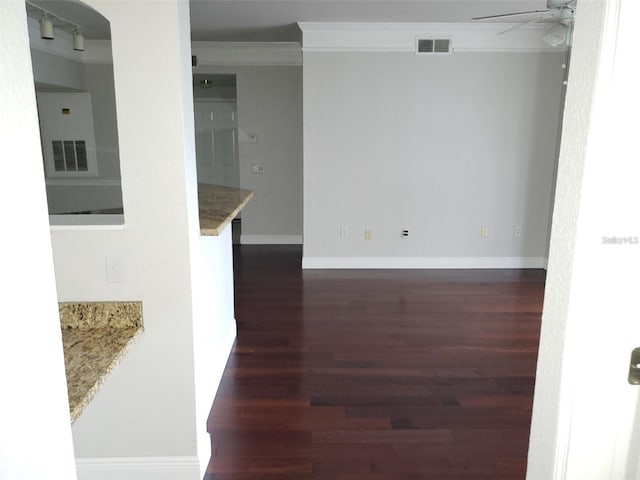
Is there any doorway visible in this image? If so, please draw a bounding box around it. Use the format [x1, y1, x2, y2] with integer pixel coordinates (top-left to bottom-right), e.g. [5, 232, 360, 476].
[193, 74, 241, 242]
[193, 75, 239, 187]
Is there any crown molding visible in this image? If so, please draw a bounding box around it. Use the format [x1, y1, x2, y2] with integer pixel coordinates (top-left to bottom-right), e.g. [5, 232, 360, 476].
[29, 22, 560, 68]
[299, 22, 565, 53]
[29, 35, 300, 66]
[192, 42, 302, 66]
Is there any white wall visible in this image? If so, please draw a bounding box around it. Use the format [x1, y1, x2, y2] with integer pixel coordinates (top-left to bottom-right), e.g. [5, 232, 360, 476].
[49, 1, 206, 477]
[45, 182, 123, 214]
[31, 49, 86, 91]
[193, 84, 236, 100]
[83, 63, 121, 180]
[528, 0, 640, 477]
[238, 65, 303, 243]
[193, 61, 303, 244]
[0, 1, 77, 478]
[301, 27, 564, 268]
[192, 230, 238, 471]
[28, 16, 86, 91]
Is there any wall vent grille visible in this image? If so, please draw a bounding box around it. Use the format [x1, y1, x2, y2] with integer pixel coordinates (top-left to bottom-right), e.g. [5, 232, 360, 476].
[416, 38, 451, 55]
[51, 140, 88, 172]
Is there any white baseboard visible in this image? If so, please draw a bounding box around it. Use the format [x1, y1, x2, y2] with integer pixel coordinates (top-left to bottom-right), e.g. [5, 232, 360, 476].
[195, 319, 237, 471]
[75, 456, 200, 480]
[240, 234, 302, 245]
[302, 256, 548, 269]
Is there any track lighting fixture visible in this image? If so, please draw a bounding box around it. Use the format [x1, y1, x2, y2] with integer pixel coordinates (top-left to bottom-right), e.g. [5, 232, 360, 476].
[29, 1, 86, 51]
[39, 13, 54, 40]
[73, 28, 85, 51]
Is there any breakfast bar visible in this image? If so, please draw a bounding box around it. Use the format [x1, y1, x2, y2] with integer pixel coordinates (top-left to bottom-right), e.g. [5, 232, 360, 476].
[198, 183, 253, 236]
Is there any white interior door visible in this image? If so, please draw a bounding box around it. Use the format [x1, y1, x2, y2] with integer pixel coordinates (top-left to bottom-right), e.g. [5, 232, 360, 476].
[194, 100, 239, 187]
[604, 3, 640, 475]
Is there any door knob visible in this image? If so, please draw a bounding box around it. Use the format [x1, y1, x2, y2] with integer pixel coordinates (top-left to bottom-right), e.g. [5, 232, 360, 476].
[628, 348, 640, 385]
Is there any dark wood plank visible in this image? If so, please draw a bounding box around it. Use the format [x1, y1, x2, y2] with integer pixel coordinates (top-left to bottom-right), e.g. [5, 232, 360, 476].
[205, 245, 544, 479]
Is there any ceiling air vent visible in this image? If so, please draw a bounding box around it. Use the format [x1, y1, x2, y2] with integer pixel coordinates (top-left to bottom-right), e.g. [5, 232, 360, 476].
[416, 38, 451, 55]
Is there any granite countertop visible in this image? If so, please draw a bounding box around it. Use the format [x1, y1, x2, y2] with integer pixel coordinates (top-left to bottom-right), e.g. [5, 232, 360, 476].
[198, 183, 253, 236]
[59, 302, 143, 423]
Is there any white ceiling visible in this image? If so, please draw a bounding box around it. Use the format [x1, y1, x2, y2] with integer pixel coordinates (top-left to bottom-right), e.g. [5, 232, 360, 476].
[26, 0, 550, 42]
[189, 0, 548, 42]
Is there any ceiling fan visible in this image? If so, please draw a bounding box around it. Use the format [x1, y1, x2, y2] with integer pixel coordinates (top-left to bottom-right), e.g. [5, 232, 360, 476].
[472, 0, 576, 46]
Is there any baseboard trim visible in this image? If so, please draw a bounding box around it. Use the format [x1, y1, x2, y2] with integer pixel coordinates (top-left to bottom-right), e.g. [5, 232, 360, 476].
[302, 256, 548, 269]
[241, 234, 303, 245]
[75, 456, 200, 480]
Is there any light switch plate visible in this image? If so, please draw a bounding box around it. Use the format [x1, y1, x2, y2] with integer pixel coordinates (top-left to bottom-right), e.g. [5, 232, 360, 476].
[106, 256, 124, 283]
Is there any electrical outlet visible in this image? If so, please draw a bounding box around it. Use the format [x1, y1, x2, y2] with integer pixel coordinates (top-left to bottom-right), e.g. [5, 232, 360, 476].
[365, 228, 373, 240]
[340, 226, 348, 238]
[481, 226, 488, 237]
[515, 226, 522, 237]
[105, 256, 124, 283]
[402, 229, 409, 238]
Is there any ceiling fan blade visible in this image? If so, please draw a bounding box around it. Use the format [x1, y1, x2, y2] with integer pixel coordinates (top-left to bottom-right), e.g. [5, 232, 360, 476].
[472, 9, 549, 21]
[497, 14, 553, 35]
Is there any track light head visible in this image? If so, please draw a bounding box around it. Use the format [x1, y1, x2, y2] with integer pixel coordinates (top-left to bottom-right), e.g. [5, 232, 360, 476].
[73, 28, 85, 51]
[39, 13, 54, 40]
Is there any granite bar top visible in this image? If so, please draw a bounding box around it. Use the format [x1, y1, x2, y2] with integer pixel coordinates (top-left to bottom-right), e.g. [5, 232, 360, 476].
[59, 302, 143, 423]
[198, 183, 253, 236]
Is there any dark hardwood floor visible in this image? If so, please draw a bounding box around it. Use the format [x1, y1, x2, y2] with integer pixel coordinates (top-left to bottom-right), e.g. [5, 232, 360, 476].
[205, 245, 545, 480]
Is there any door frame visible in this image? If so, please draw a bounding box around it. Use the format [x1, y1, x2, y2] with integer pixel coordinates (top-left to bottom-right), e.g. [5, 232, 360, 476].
[527, 0, 640, 478]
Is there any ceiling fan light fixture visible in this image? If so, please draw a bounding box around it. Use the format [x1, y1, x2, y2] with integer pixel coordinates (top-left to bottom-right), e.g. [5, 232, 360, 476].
[39, 13, 54, 40]
[543, 23, 569, 47]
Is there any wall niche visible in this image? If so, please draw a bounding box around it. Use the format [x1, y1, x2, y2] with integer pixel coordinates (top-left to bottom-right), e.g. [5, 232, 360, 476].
[27, 0, 123, 224]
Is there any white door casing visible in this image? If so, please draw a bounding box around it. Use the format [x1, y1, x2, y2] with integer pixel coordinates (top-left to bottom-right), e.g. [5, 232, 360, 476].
[528, 0, 640, 478]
